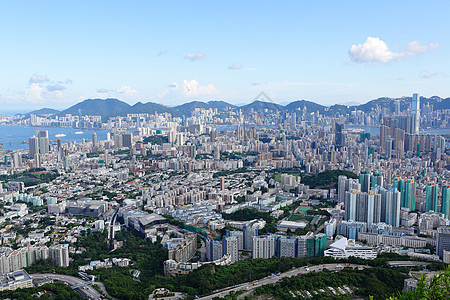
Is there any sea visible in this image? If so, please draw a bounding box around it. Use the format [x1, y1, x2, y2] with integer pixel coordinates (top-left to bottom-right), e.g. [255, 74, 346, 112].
[346, 125, 450, 136]
[0, 125, 108, 151]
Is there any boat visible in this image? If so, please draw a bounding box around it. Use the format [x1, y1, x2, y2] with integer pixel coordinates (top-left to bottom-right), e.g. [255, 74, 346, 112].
[75, 131, 84, 135]
[55, 133, 66, 138]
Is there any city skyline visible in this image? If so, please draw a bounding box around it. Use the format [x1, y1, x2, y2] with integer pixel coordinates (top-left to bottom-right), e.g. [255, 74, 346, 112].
[1, 1, 449, 110]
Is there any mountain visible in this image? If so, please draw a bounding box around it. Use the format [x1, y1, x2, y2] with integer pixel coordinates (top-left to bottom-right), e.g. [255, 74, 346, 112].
[58, 98, 131, 120]
[285, 100, 325, 113]
[175, 100, 236, 115]
[130, 102, 179, 116]
[35, 95, 450, 120]
[27, 108, 60, 116]
[240, 100, 285, 112]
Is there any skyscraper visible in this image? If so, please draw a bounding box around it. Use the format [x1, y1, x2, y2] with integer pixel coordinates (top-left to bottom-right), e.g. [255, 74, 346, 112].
[38, 130, 49, 154]
[92, 132, 98, 148]
[380, 188, 401, 227]
[223, 236, 239, 263]
[206, 238, 223, 261]
[359, 171, 371, 193]
[425, 183, 439, 212]
[411, 93, 420, 134]
[393, 178, 416, 211]
[380, 125, 390, 153]
[335, 122, 345, 148]
[442, 186, 450, 219]
[28, 136, 39, 157]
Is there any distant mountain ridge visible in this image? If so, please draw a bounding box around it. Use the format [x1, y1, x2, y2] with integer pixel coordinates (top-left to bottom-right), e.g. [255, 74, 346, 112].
[26, 96, 450, 119]
[27, 108, 60, 116]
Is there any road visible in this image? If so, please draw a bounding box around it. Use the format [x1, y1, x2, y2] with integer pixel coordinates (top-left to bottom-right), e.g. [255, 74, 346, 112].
[108, 207, 119, 251]
[200, 263, 370, 300]
[31, 273, 103, 300]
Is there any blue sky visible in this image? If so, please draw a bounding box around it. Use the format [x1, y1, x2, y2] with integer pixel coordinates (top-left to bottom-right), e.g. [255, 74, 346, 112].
[0, 1, 449, 111]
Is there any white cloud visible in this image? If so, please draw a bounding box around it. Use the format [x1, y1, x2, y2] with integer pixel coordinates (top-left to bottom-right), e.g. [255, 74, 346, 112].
[157, 80, 219, 99]
[406, 41, 439, 56]
[349, 37, 401, 64]
[97, 88, 109, 94]
[349, 37, 439, 64]
[228, 63, 242, 70]
[29, 74, 49, 84]
[421, 71, 445, 79]
[24, 83, 45, 103]
[182, 79, 218, 96]
[184, 53, 206, 61]
[47, 84, 66, 91]
[117, 86, 137, 96]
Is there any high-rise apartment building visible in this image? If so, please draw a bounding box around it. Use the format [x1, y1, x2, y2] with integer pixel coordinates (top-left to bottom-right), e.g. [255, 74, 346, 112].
[223, 236, 239, 263]
[206, 238, 223, 261]
[380, 188, 401, 227]
[393, 178, 416, 211]
[411, 93, 420, 134]
[425, 183, 439, 213]
[49, 244, 69, 267]
[441, 186, 450, 219]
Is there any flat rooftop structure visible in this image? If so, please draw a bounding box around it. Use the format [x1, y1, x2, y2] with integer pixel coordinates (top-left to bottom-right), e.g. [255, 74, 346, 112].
[0, 269, 33, 291]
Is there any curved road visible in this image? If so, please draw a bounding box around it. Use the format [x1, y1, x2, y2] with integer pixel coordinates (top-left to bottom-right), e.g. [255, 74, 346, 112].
[202, 260, 431, 299]
[31, 273, 103, 299]
[201, 263, 369, 300]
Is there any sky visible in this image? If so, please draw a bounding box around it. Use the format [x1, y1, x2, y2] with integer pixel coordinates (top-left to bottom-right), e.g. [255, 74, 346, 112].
[0, 1, 449, 111]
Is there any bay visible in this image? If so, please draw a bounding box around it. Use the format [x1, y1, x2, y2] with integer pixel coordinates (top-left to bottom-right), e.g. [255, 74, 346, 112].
[0, 125, 108, 151]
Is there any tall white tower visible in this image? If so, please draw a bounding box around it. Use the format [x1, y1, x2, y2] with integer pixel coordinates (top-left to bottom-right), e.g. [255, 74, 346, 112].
[412, 93, 420, 134]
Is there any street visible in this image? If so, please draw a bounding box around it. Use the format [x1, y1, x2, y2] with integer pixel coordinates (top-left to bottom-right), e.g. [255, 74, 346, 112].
[31, 273, 103, 300]
[200, 263, 370, 300]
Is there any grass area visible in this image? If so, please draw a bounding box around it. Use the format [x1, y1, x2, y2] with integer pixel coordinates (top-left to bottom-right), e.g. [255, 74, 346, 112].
[274, 173, 300, 182]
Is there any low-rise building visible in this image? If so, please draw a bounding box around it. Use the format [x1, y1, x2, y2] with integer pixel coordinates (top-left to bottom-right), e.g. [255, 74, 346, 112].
[0, 269, 33, 291]
[324, 237, 377, 259]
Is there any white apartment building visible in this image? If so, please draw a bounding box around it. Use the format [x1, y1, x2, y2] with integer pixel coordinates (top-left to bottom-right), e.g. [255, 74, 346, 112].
[252, 235, 276, 259]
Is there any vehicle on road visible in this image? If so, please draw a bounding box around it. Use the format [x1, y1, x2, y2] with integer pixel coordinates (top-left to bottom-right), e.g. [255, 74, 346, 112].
[253, 283, 258, 286]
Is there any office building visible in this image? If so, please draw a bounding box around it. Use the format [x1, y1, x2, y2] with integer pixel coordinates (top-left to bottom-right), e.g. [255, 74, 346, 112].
[335, 122, 345, 148]
[38, 130, 49, 154]
[28, 136, 39, 157]
[436, 227, 450, 259]
[122, 133, 133, 148]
